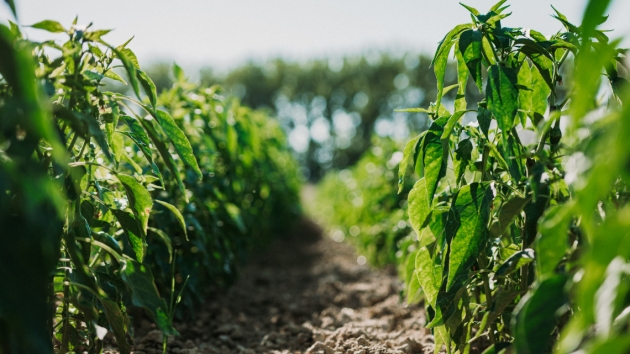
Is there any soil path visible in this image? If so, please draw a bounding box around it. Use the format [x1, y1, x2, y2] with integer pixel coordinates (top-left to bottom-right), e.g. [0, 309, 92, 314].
[127, 218, 434, 354]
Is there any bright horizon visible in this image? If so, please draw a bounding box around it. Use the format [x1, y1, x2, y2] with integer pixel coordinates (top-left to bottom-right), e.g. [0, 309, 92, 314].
[2, 0, 629, 73]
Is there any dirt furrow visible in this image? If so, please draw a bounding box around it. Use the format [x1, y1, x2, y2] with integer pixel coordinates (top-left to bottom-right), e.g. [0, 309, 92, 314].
[110, 219, 434, 354]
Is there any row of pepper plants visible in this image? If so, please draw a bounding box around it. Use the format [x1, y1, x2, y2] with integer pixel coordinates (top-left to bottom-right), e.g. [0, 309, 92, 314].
[398, 0, 629, 353]
[0, 11, 300, 354]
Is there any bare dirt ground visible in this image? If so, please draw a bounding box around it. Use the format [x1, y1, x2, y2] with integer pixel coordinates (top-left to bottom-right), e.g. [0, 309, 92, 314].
[118, 218, 435, 354]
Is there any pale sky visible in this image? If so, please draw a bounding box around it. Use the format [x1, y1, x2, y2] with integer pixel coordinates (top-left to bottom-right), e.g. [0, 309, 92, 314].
[2, 1, 629, 72]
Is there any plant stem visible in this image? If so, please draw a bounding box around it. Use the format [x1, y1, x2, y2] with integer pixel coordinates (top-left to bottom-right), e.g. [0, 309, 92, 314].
[479, 257, 497, 345]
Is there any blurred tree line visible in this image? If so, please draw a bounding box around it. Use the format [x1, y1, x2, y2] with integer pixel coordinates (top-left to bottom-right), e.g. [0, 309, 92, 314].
[145, 53, 468, 180]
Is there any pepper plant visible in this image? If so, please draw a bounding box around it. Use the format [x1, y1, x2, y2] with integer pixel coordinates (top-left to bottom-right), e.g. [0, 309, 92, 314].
[0, 13, 300, 354]
[398, 1, 628, 353]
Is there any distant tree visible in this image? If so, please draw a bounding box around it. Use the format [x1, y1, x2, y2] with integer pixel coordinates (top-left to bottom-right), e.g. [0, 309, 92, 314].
[147, 53, 474, 180]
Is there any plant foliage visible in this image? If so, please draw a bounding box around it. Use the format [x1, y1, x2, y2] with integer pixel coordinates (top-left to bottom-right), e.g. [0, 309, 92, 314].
[398, 1, 630, 353]
[0, 18, 300, 353]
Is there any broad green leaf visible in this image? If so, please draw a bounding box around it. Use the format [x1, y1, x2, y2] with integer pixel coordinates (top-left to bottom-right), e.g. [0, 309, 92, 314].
[535, 205, 570, 276]
[404, 250, 422, 304]
[142, 118, 187, 200]
[408, 178, 432, 235]
[121, 260, 178, 335]
[154, 110, 203, 180]
[84, 29, 112, 41]
[454, 138, 473, 184]
[513, 274, 568, 354]
[120, 115, 164, 184]
[447, 183, 493, 291]
[119, 48, 139, 68]
[459, 3, 480, 16]
[417, 121, 446, 203]
[55, 108, 113, 162]
[111, 209, 144, 261]
[490, 196, 530, 237]
[416, 246, 443, 307]
[487, 65, 519, 134]
[530, 64, 551, 119]
[454, 41, 469, 111]
[459, 29, 483, 91]
[441, 110, 474, 140]
[500, 133, 525, 182]
[490, 0, 508, 12]
[111, 46, 140, 99]
[518, 39, 555, 91]
[432, 24, 472, 111]
[155, 200, 188, 240]
[117, 174, 152, 237]
[477, 105, 492, 139]
[517, 62, 533, 127]
[482, 36, 497, 65]
[104, 70, 126, 85]
[29, 20, 66, 33]
[137, 69, 157, 108]
[4, 0, 16, 17]
[148, 227, 173, 263]
[398, 133, 424, 193]
[101, 299, 131, 354]
[580, 0, 612, 45]
[495, 248, 535, 277]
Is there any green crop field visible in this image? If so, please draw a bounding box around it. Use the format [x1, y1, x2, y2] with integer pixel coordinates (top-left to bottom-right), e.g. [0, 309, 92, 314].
[1, 0, 629, 353]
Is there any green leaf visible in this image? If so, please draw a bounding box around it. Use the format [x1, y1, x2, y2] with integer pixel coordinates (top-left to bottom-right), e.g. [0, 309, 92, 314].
[495, 248, 535, 277]
[148, 227, 173, 263]
[454, 41, 469, 112]
[535, 205, 570, 276]
[408, 178, 432, 236]
[101, 299, 131, 354]
[84, 29, 112, 41]
[4, 0, 16, 18]
[121, 260, 178, 335]
[104, 70, 127, 85]
[459, 29, 483, 91]
[398, 133, 424, 193]
[517, 62, 533, 127]
[454, 138, 473, 184]
[432, 24, 472, 111]
[530, 64, 551, 119]
[487, 65, 519, 134]
[513, 274, 568, 354]
[459, 3, 480, 16]
[416, 246, 443, 308]
[447, 183, 493, 291]
[500, 133, 525, 182]
[155, 200, 188, 240]
[141, 118, 187, 200]
[55, 108, 113, 162]
[120, 115, 164, 184]
[154, 110, 203, 180]
[417, 122, 446, 204]
[137, 69, 157, 108]
[441, 110, 474, 140]
[490, 0, 508, 12]
[518, 39, 556, 91]
[29, 20, 66, 33]
[477, 105, 492, 139]
[482, 36, 497, 65]
[117, 174, 153, 237]
[490, 196, 530, 237]
[111, 46, 140, 99]
[111, 209, 144, 261]
[404, 250, 422, 304]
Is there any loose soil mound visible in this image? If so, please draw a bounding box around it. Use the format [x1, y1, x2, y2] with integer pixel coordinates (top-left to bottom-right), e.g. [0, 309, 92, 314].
[113, 218, 435, 354]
